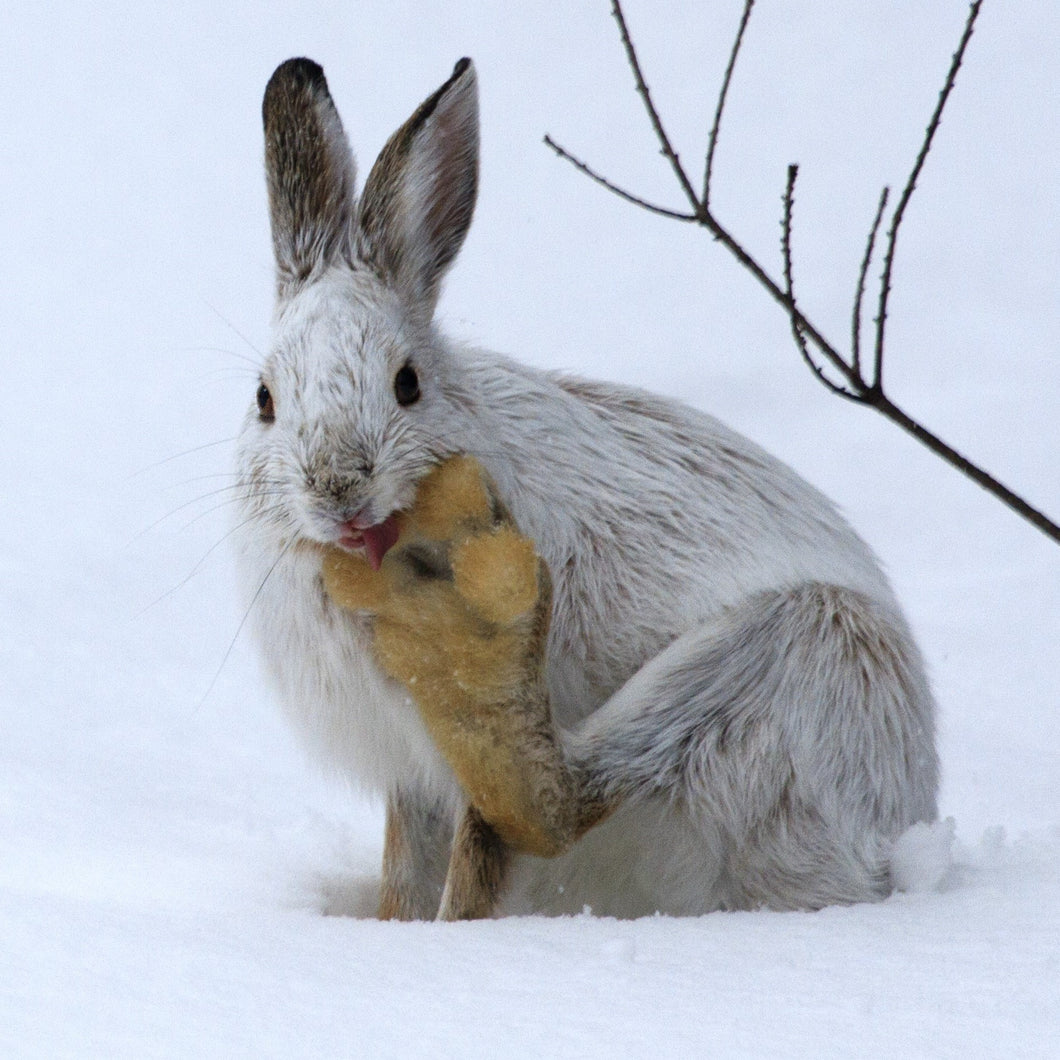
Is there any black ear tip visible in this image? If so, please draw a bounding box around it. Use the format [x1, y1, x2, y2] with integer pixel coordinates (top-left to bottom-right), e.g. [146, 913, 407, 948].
[453, 57, 473, 78]
[263, 58, 332, 126]
[265, 57, 328, 98]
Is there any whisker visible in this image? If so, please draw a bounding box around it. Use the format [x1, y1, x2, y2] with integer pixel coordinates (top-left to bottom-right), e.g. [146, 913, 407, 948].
[137, 487, 247, 537]
[185, 345, 262, 368]
[136, 506, 287, 617]
[158, 472, 241, 491]
[194, 366, 259, 385]
[129, 437, 239, 479]
[203, 300, 266, 361]
[135, 480, 285, 539]
[197, 534, 296, 710]
[178, 490, 287, 532]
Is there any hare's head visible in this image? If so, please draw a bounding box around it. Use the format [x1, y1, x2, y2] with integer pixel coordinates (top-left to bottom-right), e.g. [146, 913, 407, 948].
[238, 58, 478, 566]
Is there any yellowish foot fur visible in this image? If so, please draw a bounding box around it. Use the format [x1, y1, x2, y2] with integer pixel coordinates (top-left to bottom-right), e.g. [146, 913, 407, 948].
[452, 529, 540, 626]
[320, 455, 575, 857]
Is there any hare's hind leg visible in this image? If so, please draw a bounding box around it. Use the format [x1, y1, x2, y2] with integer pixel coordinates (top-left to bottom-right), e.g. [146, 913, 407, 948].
[569, 582, 938, 912]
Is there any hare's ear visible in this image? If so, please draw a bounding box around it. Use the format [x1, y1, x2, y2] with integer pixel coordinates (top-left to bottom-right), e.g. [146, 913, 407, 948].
[263, 58, 357, 299]
[356, 58, 478, 317]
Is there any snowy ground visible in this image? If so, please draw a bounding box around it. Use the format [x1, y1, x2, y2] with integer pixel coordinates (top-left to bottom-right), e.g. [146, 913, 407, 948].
[2, 2, 1058, 1056]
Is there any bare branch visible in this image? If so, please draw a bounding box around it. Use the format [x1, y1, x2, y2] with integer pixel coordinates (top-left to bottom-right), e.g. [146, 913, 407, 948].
[874, 0, 984, 390]
[542, 135, 699, 222]
[704, 0, 756, 207]
[852, 186, 890, 384]
[782, 165, 863, 401]
[610, 0, 701, 214]
[548, 0, 1060, 545]
[874, 392, 1060, 545]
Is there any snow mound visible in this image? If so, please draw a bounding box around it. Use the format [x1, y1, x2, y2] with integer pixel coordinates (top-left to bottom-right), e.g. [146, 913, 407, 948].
[891, 817, 956, 893]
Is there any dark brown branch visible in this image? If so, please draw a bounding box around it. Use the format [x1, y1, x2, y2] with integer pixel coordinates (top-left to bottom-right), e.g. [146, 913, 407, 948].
[873, 393, 1060, 544]
[782, 164, 861, 401]
[610, 0, 701, 214]
[597, 0, 872, 391]
[547, 0, 1060, 546]
[704, 0, 756, 207]
[853, 186, 890, 384]
[694, 208, 861, 388]
[542, 135, 698, 221]
[874, 0, 984, 391]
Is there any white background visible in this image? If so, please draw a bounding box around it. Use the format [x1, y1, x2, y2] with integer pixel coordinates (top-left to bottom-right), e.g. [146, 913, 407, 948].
[2, 2, 1058, 1056]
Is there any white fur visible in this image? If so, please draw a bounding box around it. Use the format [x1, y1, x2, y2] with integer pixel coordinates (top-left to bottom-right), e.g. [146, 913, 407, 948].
[237, 59, 938, 917]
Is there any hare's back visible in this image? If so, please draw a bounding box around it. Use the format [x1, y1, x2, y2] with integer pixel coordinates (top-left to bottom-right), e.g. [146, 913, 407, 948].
[458, 357, 895, 716]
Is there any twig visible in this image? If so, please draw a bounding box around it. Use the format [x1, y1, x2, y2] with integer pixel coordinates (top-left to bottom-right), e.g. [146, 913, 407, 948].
[610, 0, 701, 214]
[704, 0, 756, 207]
[542, 135, 698, 221]
[873, 393, 1060, 544]
[852, 186, 890, 385]
[782, 164, 860, 400]
[874, 0, 984, 391]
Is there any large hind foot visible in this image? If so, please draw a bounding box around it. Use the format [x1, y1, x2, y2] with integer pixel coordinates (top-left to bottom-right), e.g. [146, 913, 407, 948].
[322, 455, 578, 857]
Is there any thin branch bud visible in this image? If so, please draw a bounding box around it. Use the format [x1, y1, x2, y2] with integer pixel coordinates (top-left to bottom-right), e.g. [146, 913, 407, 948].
[782, 164, 863, 401]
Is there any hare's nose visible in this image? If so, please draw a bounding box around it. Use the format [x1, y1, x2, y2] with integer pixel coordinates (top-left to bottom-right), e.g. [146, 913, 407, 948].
[307, 458, 373, 499]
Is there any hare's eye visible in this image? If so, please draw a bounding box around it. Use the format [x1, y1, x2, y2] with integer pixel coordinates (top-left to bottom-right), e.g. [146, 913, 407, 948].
[256, 382, 275, 422]
[394, 363, 421, 407]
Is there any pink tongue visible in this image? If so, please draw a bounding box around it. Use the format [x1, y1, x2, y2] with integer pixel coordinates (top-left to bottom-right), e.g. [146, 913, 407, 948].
[361, 514, 401, 571]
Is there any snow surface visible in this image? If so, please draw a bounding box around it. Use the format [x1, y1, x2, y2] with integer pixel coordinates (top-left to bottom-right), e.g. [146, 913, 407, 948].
[2, 1, 1058, 1056]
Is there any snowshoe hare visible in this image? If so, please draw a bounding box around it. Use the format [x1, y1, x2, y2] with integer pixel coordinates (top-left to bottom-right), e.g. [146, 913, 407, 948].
[235, 57, 938, 920]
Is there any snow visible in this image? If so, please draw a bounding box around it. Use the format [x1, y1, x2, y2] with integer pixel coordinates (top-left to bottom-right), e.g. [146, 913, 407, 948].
[889, 819, 955, 895]
[2, 1, 1058, 1056]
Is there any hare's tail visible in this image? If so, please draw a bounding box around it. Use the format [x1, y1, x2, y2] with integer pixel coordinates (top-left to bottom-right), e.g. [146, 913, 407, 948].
[567, 581, 939, 909]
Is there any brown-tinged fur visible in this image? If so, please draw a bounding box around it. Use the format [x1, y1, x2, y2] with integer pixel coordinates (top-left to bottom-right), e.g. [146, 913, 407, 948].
[437, 807, 511, 921]
[322, 455, 614, 915]
[263, 59, 356, 295]
[356, 58, 478, 310]
[377, 788, 453, 921]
